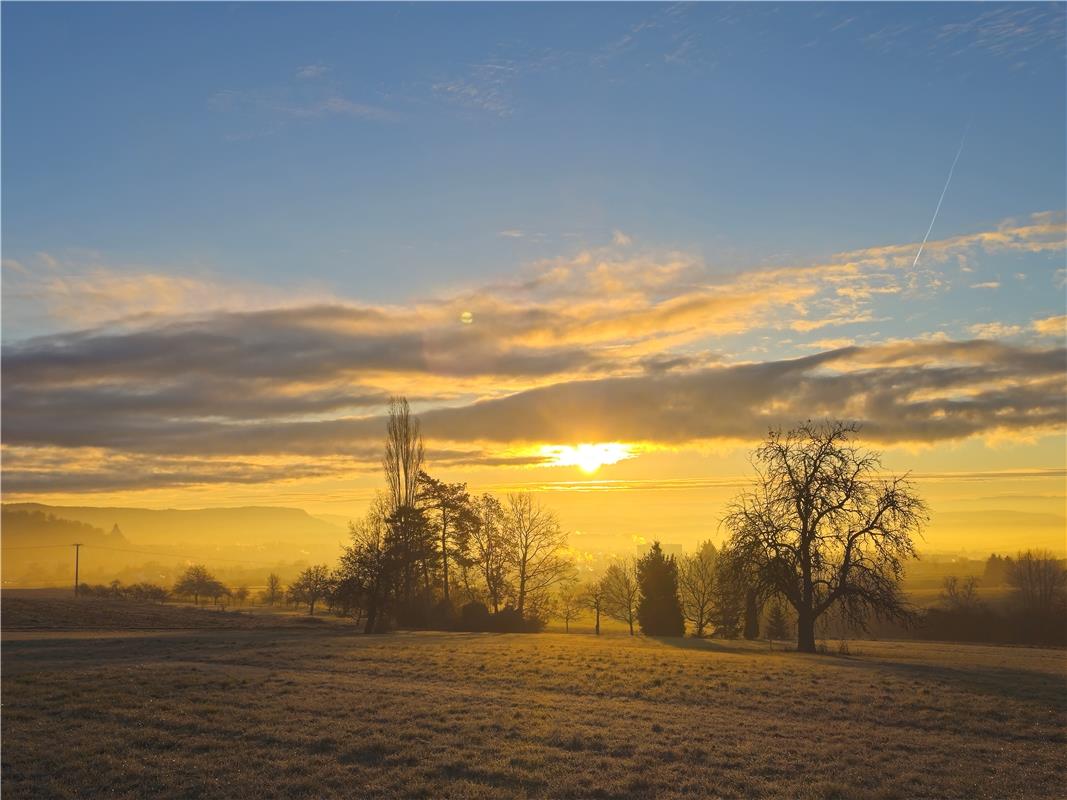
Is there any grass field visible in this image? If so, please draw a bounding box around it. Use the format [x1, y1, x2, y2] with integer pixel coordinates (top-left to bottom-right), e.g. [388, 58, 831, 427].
[2, 598, 1065, 799]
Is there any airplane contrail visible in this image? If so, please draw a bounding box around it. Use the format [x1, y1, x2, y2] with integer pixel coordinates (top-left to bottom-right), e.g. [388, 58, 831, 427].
[912, 125, 969, 268]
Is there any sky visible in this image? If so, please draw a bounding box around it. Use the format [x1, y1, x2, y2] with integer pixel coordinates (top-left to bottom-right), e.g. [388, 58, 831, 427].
[2, 2, 1065, 556]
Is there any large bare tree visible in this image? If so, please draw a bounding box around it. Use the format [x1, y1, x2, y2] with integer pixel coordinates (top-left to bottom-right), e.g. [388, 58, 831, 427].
[502, 493, 572, 619]
[722, 421, 926, 653]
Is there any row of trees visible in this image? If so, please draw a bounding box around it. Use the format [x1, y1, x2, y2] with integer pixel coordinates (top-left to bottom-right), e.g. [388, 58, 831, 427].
[921, 552, 1067, 645]
[85, 414, 1066, 651]
[314, 399, 576, 632]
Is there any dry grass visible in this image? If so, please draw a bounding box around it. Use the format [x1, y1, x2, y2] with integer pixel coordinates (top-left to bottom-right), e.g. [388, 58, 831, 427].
[1, 595, 329, 631]
[2, 600, 1064, 799]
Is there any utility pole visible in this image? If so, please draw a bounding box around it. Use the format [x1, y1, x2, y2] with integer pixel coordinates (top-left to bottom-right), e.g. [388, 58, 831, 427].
[73, 543, 82, 597]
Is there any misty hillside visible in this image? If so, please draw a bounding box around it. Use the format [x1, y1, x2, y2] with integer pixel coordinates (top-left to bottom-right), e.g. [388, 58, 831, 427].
[2, 510, 130, 548]
[3, 504, 347, 549]
[2, 504, 352, 589]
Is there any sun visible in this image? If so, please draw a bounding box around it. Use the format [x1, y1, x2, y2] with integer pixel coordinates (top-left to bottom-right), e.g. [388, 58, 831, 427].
[541, 443, 634, 474]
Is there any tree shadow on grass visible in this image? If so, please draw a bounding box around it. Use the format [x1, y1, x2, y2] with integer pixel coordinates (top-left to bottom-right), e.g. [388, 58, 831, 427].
[651, 634, 1066, 712]
[646, 635, 768, 657]
[824, 653, 1067, 712]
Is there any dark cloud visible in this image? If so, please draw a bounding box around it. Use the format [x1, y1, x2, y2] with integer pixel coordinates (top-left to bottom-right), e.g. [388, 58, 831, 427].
[4, 336, 1063, 469]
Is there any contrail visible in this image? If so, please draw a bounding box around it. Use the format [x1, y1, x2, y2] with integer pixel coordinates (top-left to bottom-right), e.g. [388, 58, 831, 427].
[912, 125, 969, 268]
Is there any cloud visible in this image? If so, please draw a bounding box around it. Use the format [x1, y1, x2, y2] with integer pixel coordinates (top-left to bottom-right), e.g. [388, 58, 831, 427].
[968, 322, 1022, 339]
[433, 60, 517, 117]
[4, 336, 1063, 468]
[969, 281, 1000, 290]
[1032, 315, 1066, 338]
[498, 230, 526, 239]
[612, 230, 633, 247]
[4, 211, 1066, 493]
[295, 64, 330, 79]
[209, 73, 393, 139]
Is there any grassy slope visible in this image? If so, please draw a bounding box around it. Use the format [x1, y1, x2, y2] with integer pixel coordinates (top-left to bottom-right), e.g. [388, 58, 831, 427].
[2, 606, 1064, 799]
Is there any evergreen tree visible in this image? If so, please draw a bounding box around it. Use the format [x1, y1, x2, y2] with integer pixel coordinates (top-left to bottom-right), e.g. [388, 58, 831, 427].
[636, 542, 685, 636]
[766, 599, 790, 641]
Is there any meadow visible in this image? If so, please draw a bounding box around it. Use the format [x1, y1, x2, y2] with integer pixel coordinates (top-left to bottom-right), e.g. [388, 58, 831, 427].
[2, 597, 1064, 799]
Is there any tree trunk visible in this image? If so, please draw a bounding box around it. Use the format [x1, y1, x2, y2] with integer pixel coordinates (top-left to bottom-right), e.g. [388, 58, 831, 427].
[595, 608, 600, 635]
[796, 607, 816, 653]
[744, 588, 760, 639]
[364, 600, 378, 634]
[441, 517, 450, 601]
[628, 618, 634, 636]
[309, 600, 316, 616]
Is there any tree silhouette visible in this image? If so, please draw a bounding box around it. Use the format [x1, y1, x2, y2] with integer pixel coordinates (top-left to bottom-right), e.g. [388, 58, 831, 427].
[722, 421, 926, 653]
[263, 573, 283, 605]
[679, 540, 717, 637]
[636, 542, 685, 637]
[710, 558, 744, 637]
[602, 559, 639, 635]
[418, 472, 474, 603]
[554, 580, 582, 632]
[765, 599, 790, 641]
[469, 494, 510, 613]
[174, 564, 217, 606]
[743, 587, 761, 640]
[1008, 550, 1067, 643]
[582, 579, 607, 635]
[502, 493, 572, 620]
[289, 565, 333, 615]
[383, 396, 423, 513]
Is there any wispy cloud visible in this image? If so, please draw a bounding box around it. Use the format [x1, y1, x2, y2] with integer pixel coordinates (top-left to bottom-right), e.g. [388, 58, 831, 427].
[295, 63, 330, 79]
[433, 60, 519, 117]
[969, 321, 1022, 339]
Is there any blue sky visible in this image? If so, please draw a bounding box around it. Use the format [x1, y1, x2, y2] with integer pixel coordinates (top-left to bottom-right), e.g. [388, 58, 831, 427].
[3, 2, 1064, 304]
[1, 3, 1065, 551]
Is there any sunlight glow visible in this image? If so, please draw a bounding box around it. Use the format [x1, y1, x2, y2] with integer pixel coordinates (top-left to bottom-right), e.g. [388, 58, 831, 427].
[541, 443, 635, 474]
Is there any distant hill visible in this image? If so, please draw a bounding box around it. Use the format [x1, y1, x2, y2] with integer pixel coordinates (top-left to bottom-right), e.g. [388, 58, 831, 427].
[3, 503, 346, 548]
[1, 509, 129, 548]
[1, 504, 351, 589]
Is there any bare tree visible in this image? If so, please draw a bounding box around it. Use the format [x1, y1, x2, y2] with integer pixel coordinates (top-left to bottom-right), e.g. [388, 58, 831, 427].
[502, 493, 573, 619]
[602, 558, 639, 635]
[722, 421, 927, 653]
[338, 495, 393, 633]
[263, 573, 283, 606]
[383, 396, 424, 513]
[233, 586, 250, 607]
[554, 580, 582, 633]
[941, 575, 982, 613]
[1008, 550, 1067, 619]
[679, 540, 717, 637]
[582, 579, 606, 635]
[289, 565, 334, 616]
[469, 494, 510, 613]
